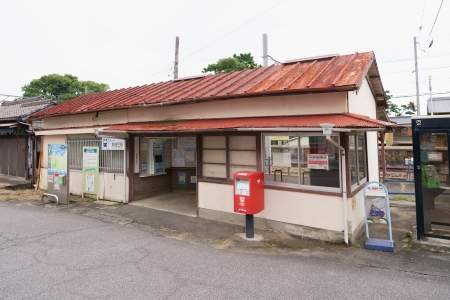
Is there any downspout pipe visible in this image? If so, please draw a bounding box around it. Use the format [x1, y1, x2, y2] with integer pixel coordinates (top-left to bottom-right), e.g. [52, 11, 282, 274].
[326, 136, 349, 246]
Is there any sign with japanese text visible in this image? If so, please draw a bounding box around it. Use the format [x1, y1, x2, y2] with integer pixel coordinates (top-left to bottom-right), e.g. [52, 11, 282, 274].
[307, 154, 329, 170]
[102, 137, 125, 151]
[82, 146, 99, 195]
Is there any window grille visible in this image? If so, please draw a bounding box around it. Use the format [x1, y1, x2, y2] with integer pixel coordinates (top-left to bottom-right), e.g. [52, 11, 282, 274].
[67, 136, 124, 173]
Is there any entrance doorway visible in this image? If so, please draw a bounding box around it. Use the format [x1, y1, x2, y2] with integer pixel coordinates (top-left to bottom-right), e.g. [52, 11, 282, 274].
[415, 131, 450, 239]
[131, 136, 198, 217]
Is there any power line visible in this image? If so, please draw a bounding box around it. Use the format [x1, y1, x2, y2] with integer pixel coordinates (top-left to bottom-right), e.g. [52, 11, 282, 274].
[380, 52, 450, 64]
[429, 0, 444, 35]
[418, 0, 426, 30]
[147, 0, 289, 80]
[391, 90, 450, 99]
[382, 64, 450, 75]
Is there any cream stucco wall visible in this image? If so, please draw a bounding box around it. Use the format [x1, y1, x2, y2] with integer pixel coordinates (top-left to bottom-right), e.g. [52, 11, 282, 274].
[39, 134, 129, 202]
[351, 189, 366, 234]
[348, 78, 380, 182]
[198, 182, 344, 232]
[69, 170, 128, 202]
[39, 92, 347, 130]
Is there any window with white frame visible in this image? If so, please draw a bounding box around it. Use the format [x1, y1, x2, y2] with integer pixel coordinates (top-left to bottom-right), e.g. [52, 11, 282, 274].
[348, 133, 367, 188]
[263, 134, 341, 191]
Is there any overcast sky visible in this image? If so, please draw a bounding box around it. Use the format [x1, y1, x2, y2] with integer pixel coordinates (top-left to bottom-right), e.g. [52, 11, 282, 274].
[1, 0, 449, 114]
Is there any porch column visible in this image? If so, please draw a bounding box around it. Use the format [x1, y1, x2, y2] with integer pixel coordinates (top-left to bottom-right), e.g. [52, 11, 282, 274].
[379, 132, 386, 181]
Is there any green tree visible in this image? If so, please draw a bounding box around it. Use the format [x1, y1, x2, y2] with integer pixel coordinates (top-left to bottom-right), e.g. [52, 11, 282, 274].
[203, 53, 261, 74]
[22, 74, 109, 102]
[386, 89, 417, 117]
[400, 101, 416, 115]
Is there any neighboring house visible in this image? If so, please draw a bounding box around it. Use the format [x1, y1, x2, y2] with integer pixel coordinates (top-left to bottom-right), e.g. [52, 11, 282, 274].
[427, 96, 450, 115]
[32, 51, 389, 243]
[384, 115, 413, 179]
[0, 97, 55, 180]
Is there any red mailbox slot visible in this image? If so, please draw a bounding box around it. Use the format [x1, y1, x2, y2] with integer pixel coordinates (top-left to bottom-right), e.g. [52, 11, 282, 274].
[233, 171, 264, 214]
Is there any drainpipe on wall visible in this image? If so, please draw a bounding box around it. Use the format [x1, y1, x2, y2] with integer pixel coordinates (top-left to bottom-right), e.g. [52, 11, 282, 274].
[321, 123, 349, 245]
[326, 136, 349, 246]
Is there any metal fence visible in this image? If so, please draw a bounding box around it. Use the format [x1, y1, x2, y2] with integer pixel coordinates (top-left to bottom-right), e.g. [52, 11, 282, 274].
[67, 137, 124, 173]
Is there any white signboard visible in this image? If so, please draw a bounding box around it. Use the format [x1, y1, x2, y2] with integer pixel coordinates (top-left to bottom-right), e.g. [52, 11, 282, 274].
[307, 154, 329, 170]
[272, 152, 291, 167]
[427, 152, 443, 162]
[235, 179, 250, 196]
[102, 137, 125, 151]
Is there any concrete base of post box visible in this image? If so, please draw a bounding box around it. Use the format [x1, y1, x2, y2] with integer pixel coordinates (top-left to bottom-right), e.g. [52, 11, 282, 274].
[236, 233, 264, 241]
[199, 208, 349, 243]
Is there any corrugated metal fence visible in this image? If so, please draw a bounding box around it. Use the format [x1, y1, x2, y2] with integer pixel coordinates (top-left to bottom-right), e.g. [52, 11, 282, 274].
[67, 137, 124, 173]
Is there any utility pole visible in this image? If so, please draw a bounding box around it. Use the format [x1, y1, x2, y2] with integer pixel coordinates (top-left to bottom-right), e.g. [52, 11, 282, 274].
[173, 36, 180, 80]
[429, 75, 433, 115]
[262, 33, 268, 67]
[413, 36, 421, 116]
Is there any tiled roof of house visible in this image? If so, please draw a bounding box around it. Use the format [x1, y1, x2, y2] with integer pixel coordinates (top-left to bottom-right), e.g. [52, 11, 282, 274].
[33, 51, 385, 119]
[104, 113, 392, 133]
[0, 97, 55, 121]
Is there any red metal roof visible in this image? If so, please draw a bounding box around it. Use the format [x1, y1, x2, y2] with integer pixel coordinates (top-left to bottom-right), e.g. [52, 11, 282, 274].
[33, 52, 380, 119]
[103, 113, 391, 133]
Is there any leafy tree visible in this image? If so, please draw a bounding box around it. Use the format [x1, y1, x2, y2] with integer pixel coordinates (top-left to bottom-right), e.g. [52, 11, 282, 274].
[385, 90, 416, 116]
[386, 91, 400, 116]
[400, 101, 416, 115]
[22, 74, 109, 102]
[203, 53, 261, 74]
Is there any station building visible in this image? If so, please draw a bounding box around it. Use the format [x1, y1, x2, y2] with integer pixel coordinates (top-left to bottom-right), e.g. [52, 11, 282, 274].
[32, 52, 389, 243]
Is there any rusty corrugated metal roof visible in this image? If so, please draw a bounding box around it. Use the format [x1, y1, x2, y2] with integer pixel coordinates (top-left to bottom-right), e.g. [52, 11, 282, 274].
[34, 52, 378, 119]
[103, 113, 391, 133]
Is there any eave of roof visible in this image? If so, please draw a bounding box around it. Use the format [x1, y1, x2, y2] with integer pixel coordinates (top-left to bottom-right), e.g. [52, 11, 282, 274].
[102, 113, 392, 134]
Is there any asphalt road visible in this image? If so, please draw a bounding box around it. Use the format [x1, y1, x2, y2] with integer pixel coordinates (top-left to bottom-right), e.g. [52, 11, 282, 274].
[1, 202, 450, 300]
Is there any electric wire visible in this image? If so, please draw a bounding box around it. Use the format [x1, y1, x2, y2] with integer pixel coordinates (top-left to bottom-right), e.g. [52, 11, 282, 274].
[429, 0, 444, 35]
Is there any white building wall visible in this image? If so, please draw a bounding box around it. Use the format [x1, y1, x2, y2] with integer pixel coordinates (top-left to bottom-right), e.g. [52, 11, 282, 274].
[39, 135, 129, 202]
[351, 189, 366, 234]
[347, 78, 379, 182]
[198, 182, 344, 232]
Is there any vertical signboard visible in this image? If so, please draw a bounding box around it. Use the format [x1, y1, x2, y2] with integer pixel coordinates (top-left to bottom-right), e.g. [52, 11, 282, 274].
[47, 144, 69, 204]
[82, 146, 99, 197]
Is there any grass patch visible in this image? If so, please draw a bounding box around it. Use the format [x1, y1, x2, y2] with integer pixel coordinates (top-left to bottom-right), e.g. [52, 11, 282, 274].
[390, 194, 415, 202]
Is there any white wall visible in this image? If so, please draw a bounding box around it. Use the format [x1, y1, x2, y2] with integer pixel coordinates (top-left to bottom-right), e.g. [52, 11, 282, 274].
[39, 135, 129, 202]
[350, 189, 366, 234]
[347, 79, 377, 118]
[69, 170, 128, 202]
[198, 182, 344, 232]
[348, 78, 379, 182]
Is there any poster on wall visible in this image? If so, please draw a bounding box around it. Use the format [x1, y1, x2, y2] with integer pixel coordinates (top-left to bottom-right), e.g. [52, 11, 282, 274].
[272, 152, 291, 167]
[82, 146, 99, 195]
[307, 154, 329, 170]
[48, 144, 68, 190]
[172, 137, 197, 168]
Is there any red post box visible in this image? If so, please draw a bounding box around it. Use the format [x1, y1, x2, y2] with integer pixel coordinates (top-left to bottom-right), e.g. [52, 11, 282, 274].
[233, 171, 264, 214]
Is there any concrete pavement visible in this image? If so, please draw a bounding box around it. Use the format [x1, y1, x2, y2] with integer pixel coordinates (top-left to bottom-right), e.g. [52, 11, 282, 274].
[1, 200, 450, 299]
